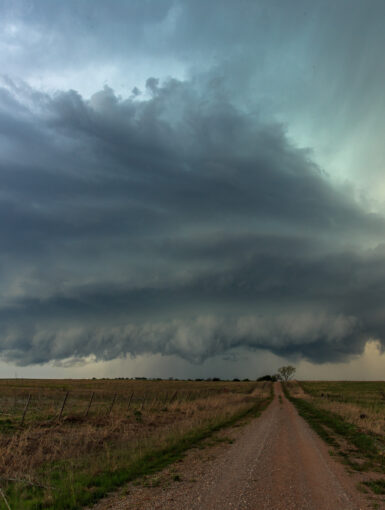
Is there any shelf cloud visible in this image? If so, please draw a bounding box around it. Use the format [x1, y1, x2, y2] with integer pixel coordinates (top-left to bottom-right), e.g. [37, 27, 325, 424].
[1, 0, 385, 371]
[0, 73, 384, 366]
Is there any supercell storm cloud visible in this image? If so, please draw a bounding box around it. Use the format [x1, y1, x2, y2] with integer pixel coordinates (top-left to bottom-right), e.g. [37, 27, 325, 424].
[1, 0, 385, 368]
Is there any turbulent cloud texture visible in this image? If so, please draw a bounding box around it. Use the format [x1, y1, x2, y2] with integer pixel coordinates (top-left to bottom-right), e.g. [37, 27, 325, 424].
[0, 72, 384, 366]
[1, 0, 385, 369]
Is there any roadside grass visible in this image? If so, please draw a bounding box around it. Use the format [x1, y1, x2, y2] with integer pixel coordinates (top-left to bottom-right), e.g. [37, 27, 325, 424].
[0, 382, 272, 510]
[284, 383, 378, 455]
[298, 381, 385, 436]
[362, 479, 385, 495]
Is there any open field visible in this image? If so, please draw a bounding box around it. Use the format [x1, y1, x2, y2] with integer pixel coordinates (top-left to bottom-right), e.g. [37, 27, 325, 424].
[0, 378, 260, 426]
[5, 379, 385, 509]
[296, 381, 385, 436]
[0, 379, 271, 509]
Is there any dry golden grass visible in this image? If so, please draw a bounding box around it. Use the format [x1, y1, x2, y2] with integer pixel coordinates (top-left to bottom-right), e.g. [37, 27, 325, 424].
[0, 378, 257, 422]
[0, 380, 268, 492]
[309, 399, 385, 436]
[298, 381, 385, 437]
[0, 378, 257, 397]
[285, 380, 309, 399]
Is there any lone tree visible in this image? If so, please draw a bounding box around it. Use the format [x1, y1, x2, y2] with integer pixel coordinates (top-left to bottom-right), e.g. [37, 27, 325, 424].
[277, 365, 296, 382]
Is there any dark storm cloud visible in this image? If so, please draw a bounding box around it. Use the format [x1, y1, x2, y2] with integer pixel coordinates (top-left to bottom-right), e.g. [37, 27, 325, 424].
[1, 0, 385, 369]
[3, 0, 385, 197]
[0, 71, 385, 366]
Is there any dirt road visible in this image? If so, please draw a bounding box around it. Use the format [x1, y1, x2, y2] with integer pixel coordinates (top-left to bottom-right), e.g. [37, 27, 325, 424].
[94, 382, 372, 510]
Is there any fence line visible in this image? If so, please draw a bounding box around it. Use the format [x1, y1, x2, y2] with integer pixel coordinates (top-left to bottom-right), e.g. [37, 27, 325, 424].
[58, 392, 69, 420]
[84, 392, 94, 417]
[0, 383, 265, 426]
[20, 394, 31, 426]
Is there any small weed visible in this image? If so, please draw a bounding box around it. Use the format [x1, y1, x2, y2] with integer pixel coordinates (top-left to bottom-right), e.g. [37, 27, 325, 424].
[363, 479, 385, 495]
[173, 474, 181, 482]
[143, 476, 161, 487]
[216, 436, 234, 445]
[357, 482, 369, 494]
[0, 418, 16, 433]
[206, 436, 234, 446]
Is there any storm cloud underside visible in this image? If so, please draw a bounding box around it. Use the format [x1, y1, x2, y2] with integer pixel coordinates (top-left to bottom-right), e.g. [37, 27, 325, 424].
[1, 0, 385, 368]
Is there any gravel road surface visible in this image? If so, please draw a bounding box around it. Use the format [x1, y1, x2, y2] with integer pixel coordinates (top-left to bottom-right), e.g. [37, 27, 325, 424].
[94, 382, 372, 509]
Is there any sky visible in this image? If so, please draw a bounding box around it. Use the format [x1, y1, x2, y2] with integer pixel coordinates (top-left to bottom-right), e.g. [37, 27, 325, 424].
[1, 0, 385, 380]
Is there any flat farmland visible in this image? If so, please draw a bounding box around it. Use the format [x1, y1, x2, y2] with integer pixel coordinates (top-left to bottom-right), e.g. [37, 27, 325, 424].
[5, 380, 385, 510]
[0, 378, 261, 425]
[0, 379, 271, 509]
[296, 380, 385, 435]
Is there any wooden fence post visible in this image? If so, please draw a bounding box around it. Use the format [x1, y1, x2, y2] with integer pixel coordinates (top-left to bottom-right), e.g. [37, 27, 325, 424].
[0, 487, 11, 510]
[21, 394, 31, 426]
[108, 393, 117, 416]
[127, 392, 134, 409]
[85, 392, 95, 417]
[58, 392, 69, 419]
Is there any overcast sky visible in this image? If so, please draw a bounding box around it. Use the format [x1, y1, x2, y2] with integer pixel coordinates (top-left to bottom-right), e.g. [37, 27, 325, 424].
[1, 0, 385, 379]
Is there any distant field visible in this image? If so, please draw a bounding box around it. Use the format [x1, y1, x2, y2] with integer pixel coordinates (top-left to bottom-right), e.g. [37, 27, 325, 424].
[0, 378, 258, 425]
[0, 379, 271, 509]
[297, 380, 385, 435]
[300, 380, 385, 405]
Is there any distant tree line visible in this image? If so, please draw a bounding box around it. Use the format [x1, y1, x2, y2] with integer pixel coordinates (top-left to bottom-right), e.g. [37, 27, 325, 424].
[92, 367, 295, 382]
[257, 366, 296, 382]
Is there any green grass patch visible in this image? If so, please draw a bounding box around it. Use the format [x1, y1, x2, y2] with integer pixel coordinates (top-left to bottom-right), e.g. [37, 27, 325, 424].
[363, 479, 385, 494]
[0, 417, 17, 433]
